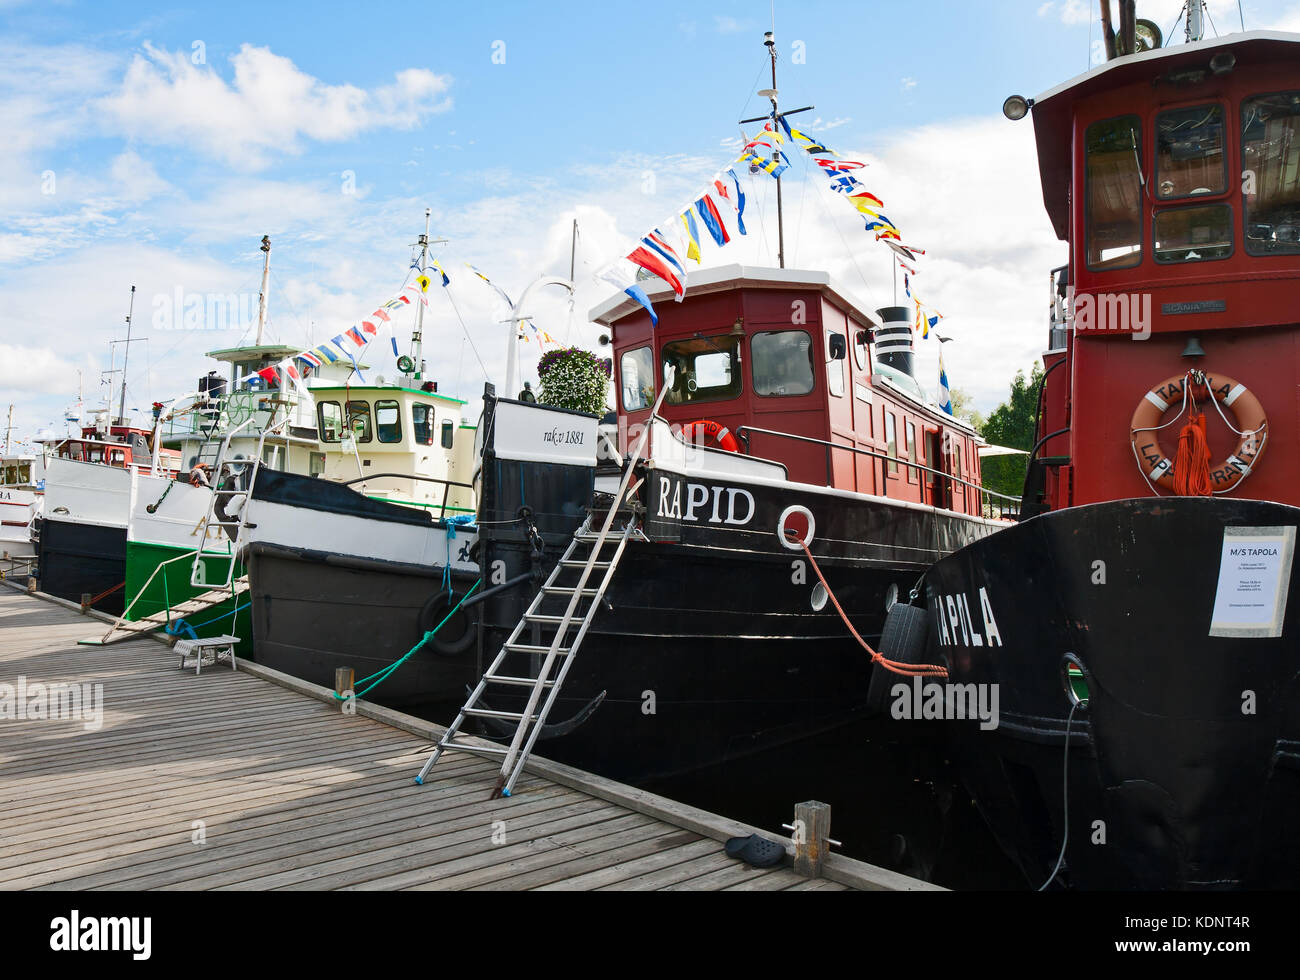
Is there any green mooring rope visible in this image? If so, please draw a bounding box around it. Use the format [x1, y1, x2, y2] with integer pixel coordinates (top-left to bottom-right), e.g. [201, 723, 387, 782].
[334, 579, 482, 701]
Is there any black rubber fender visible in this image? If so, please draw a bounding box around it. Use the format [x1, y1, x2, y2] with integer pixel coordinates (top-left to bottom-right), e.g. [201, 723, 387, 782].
[867, 602, 930, 714]
[418, 591, 477, 656]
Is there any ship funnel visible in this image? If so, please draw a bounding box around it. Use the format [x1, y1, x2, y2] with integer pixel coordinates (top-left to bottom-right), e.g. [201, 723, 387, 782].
[874, 307, 916, 377]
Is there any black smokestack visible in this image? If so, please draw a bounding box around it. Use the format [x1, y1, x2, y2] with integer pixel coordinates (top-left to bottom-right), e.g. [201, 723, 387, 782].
[873, 306, 915, 377]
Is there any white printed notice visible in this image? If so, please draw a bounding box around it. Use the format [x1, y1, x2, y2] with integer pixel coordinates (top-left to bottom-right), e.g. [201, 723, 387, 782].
[1209, 526, 1296, 638]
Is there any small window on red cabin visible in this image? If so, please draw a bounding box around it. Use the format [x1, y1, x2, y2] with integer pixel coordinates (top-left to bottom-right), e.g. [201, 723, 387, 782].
[1242, 90, 1300, 256]
[620, 346, 656, 411]
[906, 421, 919, 483]
[852, 327, 870, 372]
[885, 412, 898, 474]
[1154, 204, 1234, 263]
[826, 332, 846, 398]
[1156, 104, 1227, 200]
[662, 334, 742, 406]
[1086, 115, 1144, 271]
[752, 331, 815, 397]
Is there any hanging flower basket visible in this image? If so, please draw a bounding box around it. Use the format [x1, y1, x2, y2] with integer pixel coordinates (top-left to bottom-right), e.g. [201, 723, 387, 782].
[536, 347, 611, 416]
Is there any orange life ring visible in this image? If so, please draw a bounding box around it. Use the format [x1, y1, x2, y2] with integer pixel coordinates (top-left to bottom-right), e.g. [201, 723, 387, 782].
[681, 419, 742, 453]
[1129, 371, 1267, 494]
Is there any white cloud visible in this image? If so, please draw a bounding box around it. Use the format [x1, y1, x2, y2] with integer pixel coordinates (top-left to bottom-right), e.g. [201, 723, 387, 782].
[714, 16, 753, 34]
[0, 345, 82, 400]
[97, 43, 452, 169]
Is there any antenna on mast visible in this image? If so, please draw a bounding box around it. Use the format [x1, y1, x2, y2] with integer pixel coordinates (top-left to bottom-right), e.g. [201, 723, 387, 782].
[739, 32, 814, 270]
[408, 209, 449, 384]
[255, 236, 271, 346]
[117, 285, 136, 426]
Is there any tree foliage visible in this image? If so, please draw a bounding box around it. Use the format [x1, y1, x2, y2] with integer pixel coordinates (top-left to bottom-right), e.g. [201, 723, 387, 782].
[979, 362, 1044, 500]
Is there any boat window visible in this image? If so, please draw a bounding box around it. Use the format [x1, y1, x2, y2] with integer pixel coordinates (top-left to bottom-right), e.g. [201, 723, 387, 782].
[345, 401, 373, 443]
[441, 420, 454, 449]
[853, 327, 870, 371]
[885, 412, 898, 474]
[907, 421, 919, 481]
[309, 452, 325, 477]
[318, 401, 343, 443]
[826, 332, 846, 398]
[1085, 116, 1144, 270]
[1156, 104, 1227, 200]
[412, 403, 435, 445]
[662, 334, 742, 405]
[620, 346, 657, 411]
[752, 331, 815, 397]
[1154, 204, 1233, 263]
[375, 400, 402, 444]
[1242, 91, 1300, 255]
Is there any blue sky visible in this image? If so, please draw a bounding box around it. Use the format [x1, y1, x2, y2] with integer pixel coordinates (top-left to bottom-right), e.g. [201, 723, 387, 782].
[3, 0, 1298, 443]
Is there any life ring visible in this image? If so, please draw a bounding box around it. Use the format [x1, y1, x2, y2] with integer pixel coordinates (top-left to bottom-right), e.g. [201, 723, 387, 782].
[418, 591, 477, 656]
[681, 419, 741, 453]
[1129, 370, 1267, 494]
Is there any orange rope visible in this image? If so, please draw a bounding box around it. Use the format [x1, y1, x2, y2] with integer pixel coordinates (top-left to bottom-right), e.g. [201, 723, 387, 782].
[790, 532, 948, 679]
[1173, 410, 1213, 497]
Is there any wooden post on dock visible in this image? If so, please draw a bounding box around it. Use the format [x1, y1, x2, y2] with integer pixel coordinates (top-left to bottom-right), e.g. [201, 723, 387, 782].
[334, 668, 354, 698]
[80, 593, 91, 614]
[27, 577, 37, 595]
[793, 801, 833, 878]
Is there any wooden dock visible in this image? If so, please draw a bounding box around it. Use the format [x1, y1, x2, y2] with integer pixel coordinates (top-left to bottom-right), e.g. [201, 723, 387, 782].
[0, 585, 936, 891]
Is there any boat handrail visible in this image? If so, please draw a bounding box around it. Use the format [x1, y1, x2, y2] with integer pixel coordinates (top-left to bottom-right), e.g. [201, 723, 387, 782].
[735, 424, 1023, 518]
[339, 472, 475, 522]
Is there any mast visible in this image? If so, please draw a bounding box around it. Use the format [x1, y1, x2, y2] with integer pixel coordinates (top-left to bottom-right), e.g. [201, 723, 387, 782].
[569, 219, 578, 281]
[411, 208, 431, 382]
[3, 404, 12, 455]
[117, 285, 136, 426]
[766, 32, 785, 269]
[255, 235, 271, 346]
[739, 32, 813, 269]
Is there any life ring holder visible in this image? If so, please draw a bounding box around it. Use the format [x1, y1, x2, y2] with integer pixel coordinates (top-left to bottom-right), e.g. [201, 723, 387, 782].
[681, 419, 742, 454]
[778, 505, 816, 552]
[1129, 370, 1268, 496]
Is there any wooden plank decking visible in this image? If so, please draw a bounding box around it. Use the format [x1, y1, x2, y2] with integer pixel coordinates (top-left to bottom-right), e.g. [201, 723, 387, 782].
[0, 585, 937, 892]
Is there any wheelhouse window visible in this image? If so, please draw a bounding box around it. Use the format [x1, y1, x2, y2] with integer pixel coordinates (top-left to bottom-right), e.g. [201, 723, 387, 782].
[1156, 104, 1227, 200]
[345, 401, 372, 443]
[1243, 91, 1300, 255]
[620, 346, 656, 411]
[412, 403, 435, 445]
[907, 421, 919, 482]
[441, 421, 455, 449]
[853, 327, 870, 371]
[1155, 204, 1233, 263]
[662, 334, 742, 405]
[885, 412, 898, 474]
[375, 400, 402, 444]
[751, 331, 815, 397]
[826, 332, 846, 398]
[1086, 116, 1144, 270]
[318, 401, 343, 443]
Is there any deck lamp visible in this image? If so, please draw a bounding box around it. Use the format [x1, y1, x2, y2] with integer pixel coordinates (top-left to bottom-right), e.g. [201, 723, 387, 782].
[1002, 95, 1033, 121]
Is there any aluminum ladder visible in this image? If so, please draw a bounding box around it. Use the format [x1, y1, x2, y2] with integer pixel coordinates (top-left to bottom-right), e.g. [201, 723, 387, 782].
[415, 507, 642, 798]
[190, 417, 286, 590]
[417, 369, 676, 798]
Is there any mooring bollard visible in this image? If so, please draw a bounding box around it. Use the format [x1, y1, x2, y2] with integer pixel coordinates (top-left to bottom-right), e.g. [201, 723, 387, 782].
[786, 800, 842, 878]
[27, 577, 38, 595]
[335, 667, 355, 699]
[80, 593, 91, 614]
